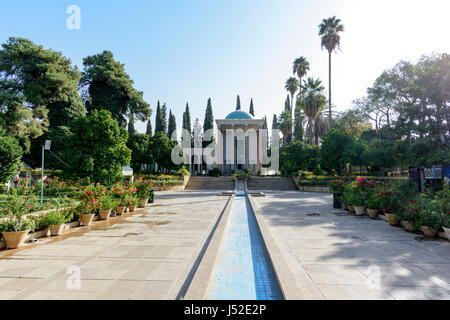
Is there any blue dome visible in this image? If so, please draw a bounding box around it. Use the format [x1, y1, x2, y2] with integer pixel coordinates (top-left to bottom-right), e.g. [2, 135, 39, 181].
[225, 110, 254, 120]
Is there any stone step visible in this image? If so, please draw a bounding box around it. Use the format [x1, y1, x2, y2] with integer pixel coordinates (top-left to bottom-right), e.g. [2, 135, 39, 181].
[247, 177, 297, 191]
[185, 176, 235, 190]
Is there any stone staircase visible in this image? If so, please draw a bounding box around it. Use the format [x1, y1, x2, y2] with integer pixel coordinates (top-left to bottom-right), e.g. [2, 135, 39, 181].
[185, 176, 235, 191]
[247, 177, 298, 191]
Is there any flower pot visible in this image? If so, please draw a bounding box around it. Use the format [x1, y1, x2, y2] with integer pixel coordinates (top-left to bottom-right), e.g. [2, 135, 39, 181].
[367, 208, 378, 219]
[80, 213, 94, 226]
[385, 213, 399, 225]
[2, 230, 30, 249]
[333, 193, 342, 209]
[139, 199, 148, 208]
[348, 206, 355, 213]
[443, 227, 450, 240]
[421, 226, 438, 237]
[128, 205, 137, 212]
[49, 224, 65, 236]
[115, 206, 126, 215]
[99, 209, 111, 220]
[354, 206, 365, 216]
[401, 220, 414, 232]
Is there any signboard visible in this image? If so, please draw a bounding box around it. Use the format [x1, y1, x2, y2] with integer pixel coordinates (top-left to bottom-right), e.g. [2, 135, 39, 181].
[433, 167, 442, 179]
[424, 168, 434, 179]
[122, 166, 133, 176]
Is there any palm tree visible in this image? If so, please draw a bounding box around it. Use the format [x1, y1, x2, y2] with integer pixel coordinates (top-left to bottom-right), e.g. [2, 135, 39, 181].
[278, 110, 292, 146]
[319, 16, 344, 123]
[293, 56, 310, 85]
[297, 77, 328, 145]
[285, 77, 299, 141]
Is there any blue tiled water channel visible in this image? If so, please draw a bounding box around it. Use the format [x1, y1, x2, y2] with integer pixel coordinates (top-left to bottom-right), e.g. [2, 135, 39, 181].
[207, 181, 283, 300]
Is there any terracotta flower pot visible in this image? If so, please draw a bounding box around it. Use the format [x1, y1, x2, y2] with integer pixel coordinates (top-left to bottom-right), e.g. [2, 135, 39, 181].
[2, 230, 30, 249]
[99, 209, 111, 220]
[421, 226, 438, 237]
[128, 205, 137, 212]
[443, 227, 450, 241]
[49, 224, 65, 236]
[139, 199, 148, 208]
[348, 206, 355, 213]
[385, 213, 398, 225]
[115, 206, 126, 215]
[401, 220, 414, 232]
[353, 206, 365, 216]
[367, 208, 378, 219]
[80, 213, 94, 226]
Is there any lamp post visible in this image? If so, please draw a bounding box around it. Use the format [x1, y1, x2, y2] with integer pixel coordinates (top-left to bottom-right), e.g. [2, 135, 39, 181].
[41, 140, 51, 203]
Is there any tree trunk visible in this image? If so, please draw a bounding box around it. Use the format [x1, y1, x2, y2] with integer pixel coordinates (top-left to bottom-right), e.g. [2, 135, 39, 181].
[290, 93, 294, 141]
[328, 51, 332, 124]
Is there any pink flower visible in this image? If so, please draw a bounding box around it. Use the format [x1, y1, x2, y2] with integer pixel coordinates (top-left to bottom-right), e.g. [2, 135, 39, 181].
[29, 206, 33, 209]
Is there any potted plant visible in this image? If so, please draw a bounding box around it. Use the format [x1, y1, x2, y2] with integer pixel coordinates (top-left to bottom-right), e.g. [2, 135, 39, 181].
[328, 179, 345, 209]
[111, 183, 127, 215]
[346, 180, 367, 216]
[0, 188, 36, 249]
[136, 178, 153, 207]
[44, 208, 73, 236]
[99, 197, 117, 220]
[433, 185, 449, 240]
[418, 209, 442, 238]
[76, 183, 106, 225]
[366, 190, 384, 219]
[126, 196, 139, 212]
[397, 200, 420, 232]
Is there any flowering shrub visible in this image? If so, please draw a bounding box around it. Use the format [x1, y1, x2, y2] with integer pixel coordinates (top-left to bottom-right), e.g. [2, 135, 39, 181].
[328, 179, 345, 193]
[418, 209, 443, 229]
[396, 200, 420, 225]
[0, 187, 37, 232]
[135, 178, 153, 199]
[76, 183, 107, 214]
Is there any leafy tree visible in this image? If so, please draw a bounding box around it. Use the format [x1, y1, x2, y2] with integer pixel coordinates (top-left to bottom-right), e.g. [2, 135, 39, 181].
[127, 113, 135, 135]
[65, 110, 131, 183]
[151, 131, 177, 172]
[168, 110, 177, 140]
[0, 37, 85, 151]
[127, 132, 151, 172]
[280, 140, 319, 176]
[236, 95, 241, 110]
[0, 129, 22, 183]
[81, 50, 150, 127]
[320, 128, 354, 175]
[334, 109, 371, 137]
[146, 118, 153, 136]
[249, 98, 255, 116]
[319, 16, 344, 121]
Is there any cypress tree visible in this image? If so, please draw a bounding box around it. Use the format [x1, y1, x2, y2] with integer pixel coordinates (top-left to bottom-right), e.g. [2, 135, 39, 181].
[203, 98, 214, 132]
[284, 95, 291, 112]
[161, 103, 168, 135]
[168, 110, 177, 140]
[236, 95, 241, 110]
[249, 98, 255, 116]
[293, 108, 304, 142]
[182, 102, 191, 134]
[272, 114, 278, 129]
[154, 101, 163, 134]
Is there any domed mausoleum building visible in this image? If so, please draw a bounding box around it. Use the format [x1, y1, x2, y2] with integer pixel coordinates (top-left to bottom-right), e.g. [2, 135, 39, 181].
[215, 110, 265, 174]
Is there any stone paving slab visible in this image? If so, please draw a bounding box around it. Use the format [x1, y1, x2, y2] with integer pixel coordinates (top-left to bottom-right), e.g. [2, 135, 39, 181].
[252, 191, 450, 300]
[0, 191, 228, 300]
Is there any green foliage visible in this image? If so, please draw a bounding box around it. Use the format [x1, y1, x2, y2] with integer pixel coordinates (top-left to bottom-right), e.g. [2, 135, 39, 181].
[320, 129, 354, 175]
[168, 110, 177, 140]
[66, 110, 131, 183]
[280, 141, 319, 177]
[81, 50, 149, 127]
[100, 196, 118, 210]
[0, 133, 23, 182]
[208, 168, 221, 177]
[151, 131, 177, 171]
[127, 132, 151, 172]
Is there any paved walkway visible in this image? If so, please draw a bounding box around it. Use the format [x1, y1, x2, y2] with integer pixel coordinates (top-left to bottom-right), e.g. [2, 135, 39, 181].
[252, 191, 450, 300]
[0, 191, 228, 300]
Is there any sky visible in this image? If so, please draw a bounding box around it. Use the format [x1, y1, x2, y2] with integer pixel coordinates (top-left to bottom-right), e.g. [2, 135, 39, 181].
[1, 0, 449, 133]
